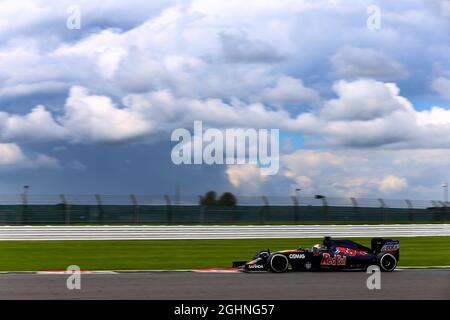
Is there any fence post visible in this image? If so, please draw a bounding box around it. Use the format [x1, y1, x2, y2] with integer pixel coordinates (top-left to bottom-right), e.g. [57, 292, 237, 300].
[405, 199, 413, 222]
[261, 196, 269, 223]
[20, 193, 28, 224]
[445, 201, 450, 223]
[291, 196, 299, 222]
[350, 197, 358, 220]
[378, 198, 387, 223]
[446, 201, 450, 223]
[317, 196, 328, 222]
[94, 194, 103, 223]
[60, 194, 70, 225]
[430, 201, 438, 223]
[230, 196, 238, 223]
[232, 200, 238, 223]
[198, 195, 206, 223]
[438, 202, 446, 222]
[378, 198, 387, 208]
[164, 195, 172, 224]
[130, 194, 139, 224]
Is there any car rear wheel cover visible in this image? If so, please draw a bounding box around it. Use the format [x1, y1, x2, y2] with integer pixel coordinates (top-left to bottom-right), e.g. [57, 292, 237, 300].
[379, 253, 397, 272]
[269, 254, 289, 273]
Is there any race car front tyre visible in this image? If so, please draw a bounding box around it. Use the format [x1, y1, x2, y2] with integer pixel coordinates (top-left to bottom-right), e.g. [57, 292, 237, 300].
[268, 253, 289, 273]
[376, 252, 397, 272]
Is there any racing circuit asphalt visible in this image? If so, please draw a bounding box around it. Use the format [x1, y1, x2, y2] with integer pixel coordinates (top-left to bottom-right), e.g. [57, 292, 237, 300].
[0, 269, 449, 300]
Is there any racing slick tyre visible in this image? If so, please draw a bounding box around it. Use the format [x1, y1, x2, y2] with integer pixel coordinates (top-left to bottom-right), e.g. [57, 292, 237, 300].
[376, 252, 397, 272]
[268, 253, 289, 273]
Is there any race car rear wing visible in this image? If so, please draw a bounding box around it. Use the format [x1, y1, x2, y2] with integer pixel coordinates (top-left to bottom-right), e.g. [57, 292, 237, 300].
[371, 238, 400, 260]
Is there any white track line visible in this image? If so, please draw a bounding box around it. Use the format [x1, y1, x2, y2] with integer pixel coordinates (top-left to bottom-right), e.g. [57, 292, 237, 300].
[0, 224, 449, 240]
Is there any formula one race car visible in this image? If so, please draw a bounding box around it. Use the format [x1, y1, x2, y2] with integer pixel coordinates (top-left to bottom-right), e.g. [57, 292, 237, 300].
[232, 237, 400, 272]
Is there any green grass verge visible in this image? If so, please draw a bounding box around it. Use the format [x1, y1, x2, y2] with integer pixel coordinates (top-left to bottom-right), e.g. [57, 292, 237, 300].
[0, 237, 449, 271]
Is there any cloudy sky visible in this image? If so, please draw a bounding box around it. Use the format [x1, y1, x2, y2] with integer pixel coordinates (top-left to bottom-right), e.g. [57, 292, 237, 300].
[0, 0, 450, 200]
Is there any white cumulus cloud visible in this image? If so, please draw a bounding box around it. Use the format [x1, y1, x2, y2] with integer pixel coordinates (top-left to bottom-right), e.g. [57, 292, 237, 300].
[0, 143, 59, 168]
[60, 86, 153, 143]
[378, 175, 408, 193]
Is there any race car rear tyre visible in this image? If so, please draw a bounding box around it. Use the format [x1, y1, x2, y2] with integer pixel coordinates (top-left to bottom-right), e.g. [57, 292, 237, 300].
[376, 252, 397, 272]
[268, 253, 289, 273]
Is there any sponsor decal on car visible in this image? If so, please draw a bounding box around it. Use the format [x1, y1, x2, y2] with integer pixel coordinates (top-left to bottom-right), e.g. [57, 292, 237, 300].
[288, 253, 305, 259]
[320, 253, 346, 266]
[335, 247, 368, 256]
[381, 242, 400, 252]
[247, 264, 264, 269]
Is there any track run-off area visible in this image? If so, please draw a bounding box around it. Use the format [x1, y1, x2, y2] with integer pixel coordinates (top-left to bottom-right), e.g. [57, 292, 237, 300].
[0, 269, 448, 299]
[0, 224, 449, 240]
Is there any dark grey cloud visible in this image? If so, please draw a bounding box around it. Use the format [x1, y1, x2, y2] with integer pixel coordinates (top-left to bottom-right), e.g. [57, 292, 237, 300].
[220, 32, 285, 63]
[330, 46, 408, 81]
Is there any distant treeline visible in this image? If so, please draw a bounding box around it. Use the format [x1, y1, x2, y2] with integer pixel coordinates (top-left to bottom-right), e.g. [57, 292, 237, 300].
[199, 191, 237, 206]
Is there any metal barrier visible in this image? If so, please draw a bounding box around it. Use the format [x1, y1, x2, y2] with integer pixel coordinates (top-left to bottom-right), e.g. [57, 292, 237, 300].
[0, 194, 448, 225]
